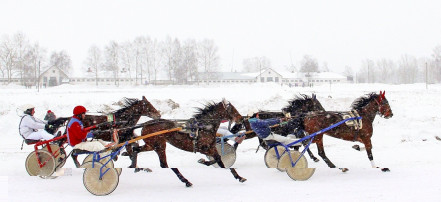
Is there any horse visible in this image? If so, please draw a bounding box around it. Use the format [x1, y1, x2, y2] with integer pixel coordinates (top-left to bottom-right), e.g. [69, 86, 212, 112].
[73, 96, 161, 167]
[231, 94, 325, 162]
[133, 99, 245, 187]
[298, 91, 393, 171]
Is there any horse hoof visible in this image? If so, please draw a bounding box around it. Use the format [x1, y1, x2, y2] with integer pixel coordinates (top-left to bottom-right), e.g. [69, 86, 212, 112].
[121, 152, 129, 156]
[186, 182, 193, 187]
[339, 168, 349, 172]
[239, 178, 247, 183]
[381, 168, 390, 172]
[313, 158, 320, 162]
[144, 168, 153, 172]
[197, 158, 205, 164]
[352, 145, 361, 151]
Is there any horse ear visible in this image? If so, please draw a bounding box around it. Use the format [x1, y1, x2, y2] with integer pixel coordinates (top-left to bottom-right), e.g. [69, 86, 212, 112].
[142, 96, 146, 100]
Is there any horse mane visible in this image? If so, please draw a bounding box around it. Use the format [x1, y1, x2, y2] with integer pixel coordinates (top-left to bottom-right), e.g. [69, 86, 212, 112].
[282, 94, 317, 112]
[113, 97, 140, 114]
[193, 102, 220, 120]
[351, 93, 379, 111]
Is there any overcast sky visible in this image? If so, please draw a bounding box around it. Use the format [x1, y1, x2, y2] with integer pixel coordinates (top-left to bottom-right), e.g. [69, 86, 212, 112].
[1, 0, 441, 73]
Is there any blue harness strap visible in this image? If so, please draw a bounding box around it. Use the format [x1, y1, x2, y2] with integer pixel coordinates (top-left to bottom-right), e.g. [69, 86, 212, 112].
[67, 118, 83, 146]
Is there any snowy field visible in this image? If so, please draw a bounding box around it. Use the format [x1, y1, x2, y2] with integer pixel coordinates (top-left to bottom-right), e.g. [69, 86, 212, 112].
[1, 83, 441, 202]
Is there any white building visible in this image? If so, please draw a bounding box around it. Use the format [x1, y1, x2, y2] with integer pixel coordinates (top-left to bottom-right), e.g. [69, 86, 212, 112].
[198, 68, 348, 86]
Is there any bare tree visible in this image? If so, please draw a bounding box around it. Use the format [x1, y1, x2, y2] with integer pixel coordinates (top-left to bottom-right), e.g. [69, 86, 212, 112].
[120, 41, 134, 83]
[300, 55, 318, 73]
[398, 54, 418, 84]
[49, 50, 72, 73]
[361, 59, 375, 83]
[104, 41, 120, 86]
[150, 39, 162, 85]
[84, 45, 102, 86]
[198, 39, 219, 81]
[181, 39, 198, 84]
[242, 56, 271, 73]
[0, 34, 18, 83]
[162, 36, 177, 82]
[431, 45, 441, 83]
[376, 58, 395, 83]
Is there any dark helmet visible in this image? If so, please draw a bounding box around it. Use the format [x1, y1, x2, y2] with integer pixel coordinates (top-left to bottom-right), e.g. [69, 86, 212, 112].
[73, 105, 87, 116]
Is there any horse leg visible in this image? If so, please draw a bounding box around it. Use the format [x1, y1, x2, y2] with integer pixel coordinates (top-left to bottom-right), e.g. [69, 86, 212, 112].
[71, 153, 80, 168]
[316, 140, 337, 168]
[306, 148, 319, 162]
[363, 139, 390, 172]
[154, 149, 193, 187]
[213, 153, 247, 183]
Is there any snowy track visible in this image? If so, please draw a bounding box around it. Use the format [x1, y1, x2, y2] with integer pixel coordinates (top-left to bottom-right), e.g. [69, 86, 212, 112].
[1, 83, 441, 201]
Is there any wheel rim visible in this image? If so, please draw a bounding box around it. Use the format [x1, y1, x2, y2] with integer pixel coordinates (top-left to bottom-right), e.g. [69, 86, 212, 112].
[264, 146, 286, 168]
[82, 152, 115, 169]
[286, 168, 316, 181]
[25, 150, 56, 177]
[82, 162, 119, 196]
[207, 142, 237, 168]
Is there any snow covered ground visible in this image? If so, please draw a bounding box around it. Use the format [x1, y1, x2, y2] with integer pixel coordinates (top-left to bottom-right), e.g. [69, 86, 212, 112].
[1, 83, 441, 201]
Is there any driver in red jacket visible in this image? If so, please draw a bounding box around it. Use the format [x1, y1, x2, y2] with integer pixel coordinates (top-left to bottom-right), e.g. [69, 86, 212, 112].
[67, 105, 93, 146]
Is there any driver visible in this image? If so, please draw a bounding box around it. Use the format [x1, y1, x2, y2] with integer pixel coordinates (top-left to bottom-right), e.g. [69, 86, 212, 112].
[247, 109, 300, 145]
[19, 104, 56, 141]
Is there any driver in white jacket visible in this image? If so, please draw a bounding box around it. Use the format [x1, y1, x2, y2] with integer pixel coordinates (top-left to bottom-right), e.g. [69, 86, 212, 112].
[19, 104, 55, 140]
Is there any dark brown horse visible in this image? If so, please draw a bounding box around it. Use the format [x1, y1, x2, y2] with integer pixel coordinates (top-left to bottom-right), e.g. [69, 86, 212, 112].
[134, 99, 245, 187]
[76, 96, 161, 167]
[299, 91, 393, 171]
[231, 94, 325, 161]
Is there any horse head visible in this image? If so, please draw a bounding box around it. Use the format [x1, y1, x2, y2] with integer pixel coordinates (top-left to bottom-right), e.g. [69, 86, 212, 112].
[376, 91, 393, 119]
[221, 99, 243, 124]
[282, 94, 325, 115]
[140, 96, 161, 119]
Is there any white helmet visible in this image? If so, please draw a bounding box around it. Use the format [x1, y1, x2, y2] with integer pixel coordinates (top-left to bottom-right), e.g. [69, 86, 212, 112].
[20, 104, 35, 112]
[247, 108, 259, 117]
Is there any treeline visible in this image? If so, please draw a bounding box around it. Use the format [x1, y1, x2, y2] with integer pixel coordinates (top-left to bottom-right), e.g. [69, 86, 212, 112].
[354, 51, 441, 84]
[0, 32, 72, 84]
[2, 32, 441, 85]
[84, 36, 220, 85]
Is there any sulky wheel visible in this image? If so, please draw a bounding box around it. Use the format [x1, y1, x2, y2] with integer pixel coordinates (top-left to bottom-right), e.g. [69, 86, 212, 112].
[277, 151, 307, 171]
[264, 146, 286, 169]
[207, 142, 237, 168]
[277, 151, 316, 181]
[25, 150, 56, 178]
[82, 152, 121, 176]
[42, 144, 66, 169]
[82, 162, 119, 196]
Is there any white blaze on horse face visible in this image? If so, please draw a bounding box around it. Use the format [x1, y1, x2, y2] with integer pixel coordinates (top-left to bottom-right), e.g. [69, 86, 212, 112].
[326, 114, 331, 119]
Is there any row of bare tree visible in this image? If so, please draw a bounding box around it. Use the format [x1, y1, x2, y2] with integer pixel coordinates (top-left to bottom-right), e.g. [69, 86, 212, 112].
[353, 49, 441, 84]
[84, 36, 219, 85]
[2, 32, 441, 85]
[0, 32, 72, 84]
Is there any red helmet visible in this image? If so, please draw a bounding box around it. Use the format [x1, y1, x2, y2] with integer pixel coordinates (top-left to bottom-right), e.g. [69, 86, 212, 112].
[73, 105, 87, 115]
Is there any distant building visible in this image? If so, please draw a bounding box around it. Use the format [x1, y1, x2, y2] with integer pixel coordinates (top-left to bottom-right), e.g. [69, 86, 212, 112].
[198, 68, 348, 85]
[39, 66, 69, 87]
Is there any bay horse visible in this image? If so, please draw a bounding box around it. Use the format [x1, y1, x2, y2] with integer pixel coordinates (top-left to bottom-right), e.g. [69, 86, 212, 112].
[298, 91, 393, 171]
[134, 99, 245, 187]
[72, 96, 161, 167]
[231, 94, 325, 161]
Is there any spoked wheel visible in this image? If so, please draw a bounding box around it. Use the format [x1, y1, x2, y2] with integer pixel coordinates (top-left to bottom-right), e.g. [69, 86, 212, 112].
[277, 151, 315, 181]
[42, 144, 67, 168]
[82, 152, 121, 176]
[82, 162, 119, 196]
[264, 146, 286, 169]
[207, 142, 236, 168]
[25, 150, 56, 178]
